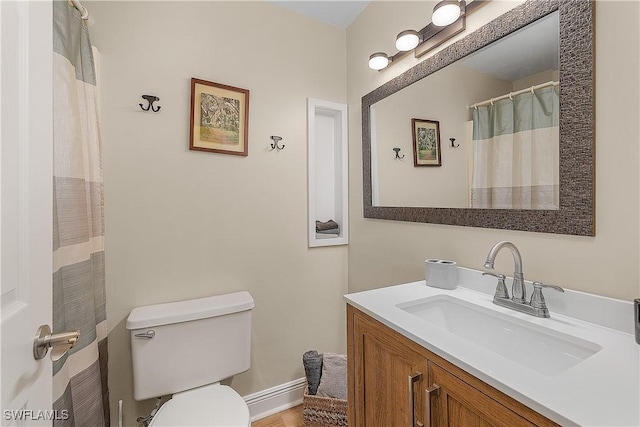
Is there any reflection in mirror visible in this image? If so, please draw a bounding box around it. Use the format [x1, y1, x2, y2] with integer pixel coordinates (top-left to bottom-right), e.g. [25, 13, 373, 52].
[362, 0, 595, 235]
[371, 12, 559, 209]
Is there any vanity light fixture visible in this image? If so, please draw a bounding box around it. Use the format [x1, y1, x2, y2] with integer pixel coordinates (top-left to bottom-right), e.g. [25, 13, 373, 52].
[368, 0, 484, 71]
[432, 0, 462, 27]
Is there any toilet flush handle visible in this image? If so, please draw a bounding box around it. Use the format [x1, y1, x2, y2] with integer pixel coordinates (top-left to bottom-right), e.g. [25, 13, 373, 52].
[134, 330, 155, 339]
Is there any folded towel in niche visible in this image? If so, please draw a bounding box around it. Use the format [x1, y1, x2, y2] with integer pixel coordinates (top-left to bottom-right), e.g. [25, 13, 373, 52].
[316, 220, 339, 232]
[302, 350, 323, 395]
[316, 227, 340, 235]
[316, 353, 347, 400]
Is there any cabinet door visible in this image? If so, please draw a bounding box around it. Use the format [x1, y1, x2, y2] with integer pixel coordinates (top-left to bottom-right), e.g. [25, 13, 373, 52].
[349, 308, 426, 427]
[429, 362, 536, 427]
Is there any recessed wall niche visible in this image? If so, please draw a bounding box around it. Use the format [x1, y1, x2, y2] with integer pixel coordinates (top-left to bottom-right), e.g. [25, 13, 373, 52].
[307, 98, 348, 248]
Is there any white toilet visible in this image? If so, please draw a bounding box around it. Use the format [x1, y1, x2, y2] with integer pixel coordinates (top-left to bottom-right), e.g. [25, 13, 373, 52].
[126, 291, 254, 426]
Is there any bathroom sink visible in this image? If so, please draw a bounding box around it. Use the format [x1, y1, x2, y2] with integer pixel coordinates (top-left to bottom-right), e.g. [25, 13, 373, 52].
[397, 295, 602, 376]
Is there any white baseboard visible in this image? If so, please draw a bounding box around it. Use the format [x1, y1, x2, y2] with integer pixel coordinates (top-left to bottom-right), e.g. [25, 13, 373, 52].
[243, 377, 306, 421]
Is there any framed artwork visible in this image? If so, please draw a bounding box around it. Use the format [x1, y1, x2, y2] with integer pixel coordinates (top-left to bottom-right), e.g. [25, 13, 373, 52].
[411, 118, 441, 166]
[189, 78, 249, 156]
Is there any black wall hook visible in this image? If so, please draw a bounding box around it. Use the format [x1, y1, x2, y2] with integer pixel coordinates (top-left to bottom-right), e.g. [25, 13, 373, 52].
[139, 95, 161, 112]
[393, 147, 405, 159]
[450, 138, 459, 148]
[270, 135, 285, 150]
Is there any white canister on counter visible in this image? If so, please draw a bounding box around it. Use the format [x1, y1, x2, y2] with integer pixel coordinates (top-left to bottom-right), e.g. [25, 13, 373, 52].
[425, 259, 458, 290]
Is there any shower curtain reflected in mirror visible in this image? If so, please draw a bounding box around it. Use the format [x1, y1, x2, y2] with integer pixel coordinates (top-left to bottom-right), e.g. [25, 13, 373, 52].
[53, 1, 109, 425]
[470, 85, 559, 210]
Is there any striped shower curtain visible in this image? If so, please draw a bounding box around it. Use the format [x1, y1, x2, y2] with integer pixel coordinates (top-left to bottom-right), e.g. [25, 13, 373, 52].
[470, 85, 559, 209]
[52, 1, 109, 426]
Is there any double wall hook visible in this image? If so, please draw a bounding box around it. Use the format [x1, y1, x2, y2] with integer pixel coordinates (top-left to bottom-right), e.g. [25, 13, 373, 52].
[139, 95, 161, 112]
[450, 138, 459, 148]
[393, 147, 405, 159]
[270, 135, 285, 151]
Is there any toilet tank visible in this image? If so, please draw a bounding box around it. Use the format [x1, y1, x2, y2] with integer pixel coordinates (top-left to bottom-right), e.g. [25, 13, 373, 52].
[126, 291, 254, 401]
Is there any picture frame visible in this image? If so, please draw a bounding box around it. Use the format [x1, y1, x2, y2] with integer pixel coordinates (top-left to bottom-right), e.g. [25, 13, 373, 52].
[189, 78, 249, 156]
[411, 118, 441, 166]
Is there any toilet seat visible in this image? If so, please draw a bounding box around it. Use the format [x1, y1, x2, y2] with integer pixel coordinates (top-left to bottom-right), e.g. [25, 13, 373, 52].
[149, 383, 250, 427]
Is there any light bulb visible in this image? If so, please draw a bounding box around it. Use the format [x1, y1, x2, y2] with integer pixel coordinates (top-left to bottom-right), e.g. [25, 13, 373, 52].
[432, 0, 461, 27]
[395, 30, 420, 51]
[368, 52, 390, 71]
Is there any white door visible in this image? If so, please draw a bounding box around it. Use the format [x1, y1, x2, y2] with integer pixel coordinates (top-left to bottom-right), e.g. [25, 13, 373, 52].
[1, 0, 53, 425]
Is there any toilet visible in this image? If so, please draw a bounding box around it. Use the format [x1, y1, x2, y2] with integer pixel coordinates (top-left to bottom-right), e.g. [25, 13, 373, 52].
[126, 291, 254, 426]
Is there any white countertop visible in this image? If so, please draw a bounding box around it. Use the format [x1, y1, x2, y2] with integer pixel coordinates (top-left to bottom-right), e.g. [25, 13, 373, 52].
[344, 270, 640, 427]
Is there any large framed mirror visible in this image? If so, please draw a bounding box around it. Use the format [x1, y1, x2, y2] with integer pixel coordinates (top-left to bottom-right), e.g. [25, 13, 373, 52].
[362, 0, 595, 236]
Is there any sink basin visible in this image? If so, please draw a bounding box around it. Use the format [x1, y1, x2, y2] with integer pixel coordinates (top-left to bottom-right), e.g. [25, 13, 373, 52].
[397, 295, 602, 376]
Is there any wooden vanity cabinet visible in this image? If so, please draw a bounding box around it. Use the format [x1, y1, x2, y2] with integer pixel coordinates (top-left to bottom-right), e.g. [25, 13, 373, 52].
[347, 305, 559, 427]
[349, 303, 426, 426]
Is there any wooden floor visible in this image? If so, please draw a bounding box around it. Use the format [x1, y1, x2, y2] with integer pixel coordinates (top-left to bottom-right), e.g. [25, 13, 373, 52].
[252, 405, 303, 427]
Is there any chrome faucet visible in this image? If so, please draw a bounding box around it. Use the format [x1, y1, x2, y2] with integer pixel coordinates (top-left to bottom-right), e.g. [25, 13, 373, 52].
[484, 241, 526, 303]
[483, 241, 564, 318]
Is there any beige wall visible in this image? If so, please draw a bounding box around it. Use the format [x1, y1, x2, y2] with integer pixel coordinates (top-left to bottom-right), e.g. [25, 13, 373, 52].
[87, 2, 347, 425]
[347, 1, 640, 300]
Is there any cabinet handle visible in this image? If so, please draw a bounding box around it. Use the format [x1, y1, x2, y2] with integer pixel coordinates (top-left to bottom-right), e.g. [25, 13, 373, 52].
[425, 384, 441, 427]
[408, 372, 423, 427]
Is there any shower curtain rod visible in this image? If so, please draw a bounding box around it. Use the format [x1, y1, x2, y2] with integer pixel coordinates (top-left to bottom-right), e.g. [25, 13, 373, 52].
[70, 0, 91, 22]
[470, 80, 559, 109]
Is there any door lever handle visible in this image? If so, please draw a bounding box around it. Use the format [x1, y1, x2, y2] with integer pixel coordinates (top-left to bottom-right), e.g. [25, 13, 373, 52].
[33, 324, 80, 361]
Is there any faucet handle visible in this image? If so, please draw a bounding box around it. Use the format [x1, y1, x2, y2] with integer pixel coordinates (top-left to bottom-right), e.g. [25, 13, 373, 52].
[530, 281, 564, 309]
[483, 272, 509, 299]
[532, 281, 564, 293]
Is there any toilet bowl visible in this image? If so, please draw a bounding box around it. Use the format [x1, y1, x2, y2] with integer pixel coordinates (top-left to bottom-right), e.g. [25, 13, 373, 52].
[126, 291, 254, 427]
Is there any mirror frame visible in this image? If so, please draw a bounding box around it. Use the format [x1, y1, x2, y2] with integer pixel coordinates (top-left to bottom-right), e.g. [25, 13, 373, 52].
[362, 0, 595, 236]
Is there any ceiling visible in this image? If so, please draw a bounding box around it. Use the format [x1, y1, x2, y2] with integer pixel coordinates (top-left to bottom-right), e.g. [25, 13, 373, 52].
[267, 0, 370, 29]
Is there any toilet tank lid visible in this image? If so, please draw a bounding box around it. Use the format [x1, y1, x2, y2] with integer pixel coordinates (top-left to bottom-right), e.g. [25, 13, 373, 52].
[126, 291, 254, 330]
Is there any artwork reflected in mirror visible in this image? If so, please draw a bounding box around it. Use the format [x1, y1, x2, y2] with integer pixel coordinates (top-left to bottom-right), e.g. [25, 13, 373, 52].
[412, 119, 441, 167]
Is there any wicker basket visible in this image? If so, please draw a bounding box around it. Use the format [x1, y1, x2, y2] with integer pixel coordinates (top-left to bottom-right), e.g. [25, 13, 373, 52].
[302, 387, 348, 427]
